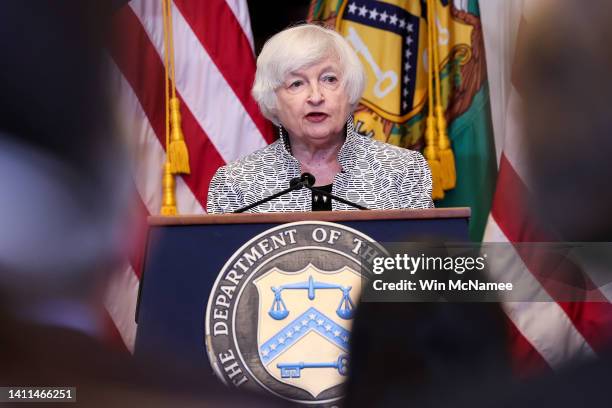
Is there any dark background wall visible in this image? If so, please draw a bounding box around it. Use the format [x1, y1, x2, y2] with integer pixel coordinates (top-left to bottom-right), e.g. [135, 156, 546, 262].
[247, 0, 311, 54]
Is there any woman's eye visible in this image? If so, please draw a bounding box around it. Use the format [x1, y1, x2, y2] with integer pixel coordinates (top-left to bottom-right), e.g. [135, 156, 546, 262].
[289, 80, 303, 88]
[323, 75, 338, 83]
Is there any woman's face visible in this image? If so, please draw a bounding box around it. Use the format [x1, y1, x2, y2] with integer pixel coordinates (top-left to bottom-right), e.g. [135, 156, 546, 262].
[275, 56, 351, 148]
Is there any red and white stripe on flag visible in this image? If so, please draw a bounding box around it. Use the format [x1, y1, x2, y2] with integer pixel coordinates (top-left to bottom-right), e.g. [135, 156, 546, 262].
[482, 1, 612, 375]
[105, 0, 273, 351]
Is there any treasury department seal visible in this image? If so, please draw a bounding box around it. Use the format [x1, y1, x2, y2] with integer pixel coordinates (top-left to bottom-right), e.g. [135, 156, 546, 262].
[204, 221, 382, 405]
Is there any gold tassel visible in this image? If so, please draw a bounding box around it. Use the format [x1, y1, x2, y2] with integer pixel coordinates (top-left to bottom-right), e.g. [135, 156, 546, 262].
[425, 117, 445, 200]
[424, 0, 444, 200]
[429, 0, 456, 192]
[168, 97, 190, 174]
[161, 161, 177, 215]
[435, 106, 456, 189]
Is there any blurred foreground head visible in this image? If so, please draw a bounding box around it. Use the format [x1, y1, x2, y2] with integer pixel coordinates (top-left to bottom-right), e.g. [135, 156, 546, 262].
[0, 1, 132, 308]
[522, 0, 612, 241]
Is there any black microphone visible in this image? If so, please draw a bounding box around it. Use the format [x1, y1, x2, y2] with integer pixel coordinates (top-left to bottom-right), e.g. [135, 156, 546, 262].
[300, 172, 315, 188]
[301, 172, 369, 211]
[289, 173, 315, 189]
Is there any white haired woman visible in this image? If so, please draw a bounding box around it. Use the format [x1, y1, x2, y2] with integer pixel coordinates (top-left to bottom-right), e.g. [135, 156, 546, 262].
[207, 24, 433, 213]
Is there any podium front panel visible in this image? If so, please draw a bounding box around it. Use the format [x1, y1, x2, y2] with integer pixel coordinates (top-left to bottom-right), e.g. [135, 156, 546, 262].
[134, 211, 469, 392]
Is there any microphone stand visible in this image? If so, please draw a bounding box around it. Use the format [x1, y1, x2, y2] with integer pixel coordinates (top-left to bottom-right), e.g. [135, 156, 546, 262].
[233, 176, 308, 213]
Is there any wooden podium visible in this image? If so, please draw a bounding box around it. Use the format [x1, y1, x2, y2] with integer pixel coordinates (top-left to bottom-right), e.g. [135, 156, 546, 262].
[134, 208, 470, 390]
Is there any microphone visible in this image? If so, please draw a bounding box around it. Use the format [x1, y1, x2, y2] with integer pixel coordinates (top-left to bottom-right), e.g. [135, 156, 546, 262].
[300, 173, 315, 188]
[290, 173, 315, 189]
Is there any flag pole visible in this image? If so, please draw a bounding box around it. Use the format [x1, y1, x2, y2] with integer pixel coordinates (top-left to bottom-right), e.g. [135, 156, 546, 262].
[160, 0, 178, 215]
[424, 0, 444, 199]
[160, 0, 191, 215]
[430, 0, 456, 190]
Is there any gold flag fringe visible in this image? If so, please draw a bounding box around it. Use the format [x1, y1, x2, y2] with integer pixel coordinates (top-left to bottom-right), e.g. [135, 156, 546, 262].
[427, 0, 456, 197]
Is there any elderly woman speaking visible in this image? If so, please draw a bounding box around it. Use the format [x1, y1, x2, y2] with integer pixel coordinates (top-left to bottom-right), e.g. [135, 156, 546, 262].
[207, 24, 433, 213]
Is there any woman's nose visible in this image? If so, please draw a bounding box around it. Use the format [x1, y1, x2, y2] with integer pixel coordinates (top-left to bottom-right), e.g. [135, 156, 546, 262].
[307, 84, 324, 104]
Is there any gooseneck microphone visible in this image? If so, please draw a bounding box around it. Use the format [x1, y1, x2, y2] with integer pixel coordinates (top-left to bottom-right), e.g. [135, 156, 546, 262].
[233, 172, 368, 213]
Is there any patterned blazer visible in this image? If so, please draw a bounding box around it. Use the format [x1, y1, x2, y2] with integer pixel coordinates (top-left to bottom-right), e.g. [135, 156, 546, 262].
[206, 129, 434, 213]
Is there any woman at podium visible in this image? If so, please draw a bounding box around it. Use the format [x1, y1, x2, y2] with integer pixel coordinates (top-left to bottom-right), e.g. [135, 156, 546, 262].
[207, 24, 433, 213]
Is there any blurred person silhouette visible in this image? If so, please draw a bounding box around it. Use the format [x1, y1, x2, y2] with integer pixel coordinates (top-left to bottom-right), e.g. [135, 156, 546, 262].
[522, 1, 612, 243]
[345, 301, 511, 407]
[486, 0, 612, 406]
[0, 0, 129, 352]
[345, 240, 511, 407]
[0, 1, 290, 406]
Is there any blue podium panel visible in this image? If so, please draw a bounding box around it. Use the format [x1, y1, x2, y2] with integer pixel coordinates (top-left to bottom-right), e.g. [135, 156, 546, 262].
[134, 209, 469, 399]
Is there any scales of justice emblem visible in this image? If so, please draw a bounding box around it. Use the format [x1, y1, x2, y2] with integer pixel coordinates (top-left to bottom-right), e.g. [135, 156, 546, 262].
[205, 221, 383, 405]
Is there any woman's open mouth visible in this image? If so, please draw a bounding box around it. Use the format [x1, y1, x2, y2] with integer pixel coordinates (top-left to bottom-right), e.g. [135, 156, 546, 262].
[305, 112, 328, 122]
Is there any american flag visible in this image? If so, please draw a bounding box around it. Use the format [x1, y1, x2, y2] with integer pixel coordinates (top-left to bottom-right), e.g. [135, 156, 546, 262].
[105, 0, 273, 351]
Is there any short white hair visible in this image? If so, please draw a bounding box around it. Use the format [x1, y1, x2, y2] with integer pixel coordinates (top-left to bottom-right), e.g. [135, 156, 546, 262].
[252, 24, 366, 125]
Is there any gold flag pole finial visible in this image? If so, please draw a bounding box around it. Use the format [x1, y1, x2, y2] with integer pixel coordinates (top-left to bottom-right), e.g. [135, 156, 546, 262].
[161, 161, 177, 215]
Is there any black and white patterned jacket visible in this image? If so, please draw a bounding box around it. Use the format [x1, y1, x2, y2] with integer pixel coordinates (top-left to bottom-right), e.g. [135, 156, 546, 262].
[206, 129, 434, 213]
